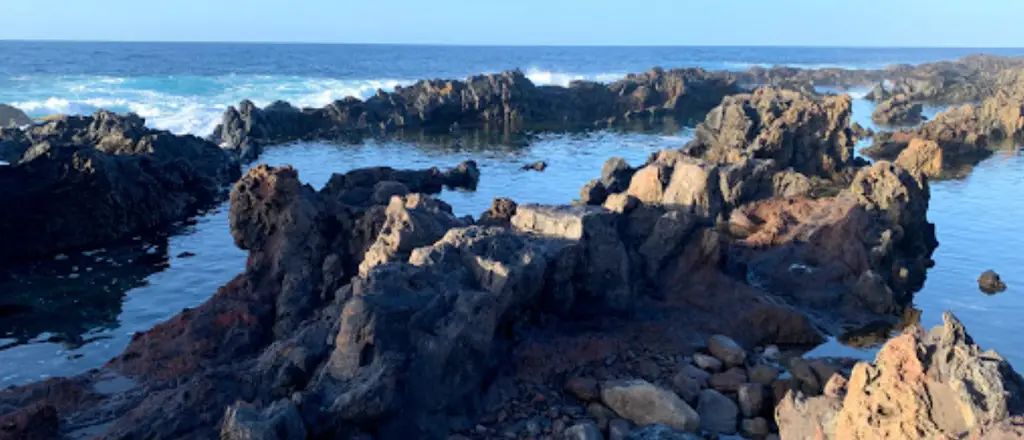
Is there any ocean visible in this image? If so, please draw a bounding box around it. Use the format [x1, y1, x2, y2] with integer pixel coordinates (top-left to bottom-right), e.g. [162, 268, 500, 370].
[1, 42, 1022, 386]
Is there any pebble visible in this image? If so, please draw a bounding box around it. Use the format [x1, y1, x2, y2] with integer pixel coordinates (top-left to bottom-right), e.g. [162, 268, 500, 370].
[762, 345, 782, 362]
[709, 367, 747, 393]
[693, 353, 723, 371]
[697, 389, 738, 435]
[608, 418, 631, 440]
[671, 371, 702, 404]
[741, 417, 770, 438]
[708, 335, 747, 367]
[563, 421, 602, 440]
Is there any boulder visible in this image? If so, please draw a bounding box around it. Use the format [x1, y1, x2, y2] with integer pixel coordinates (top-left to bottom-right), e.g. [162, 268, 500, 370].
[737, 383, 766, 418]
[0, 111, 239, 261]
[600, 379, 700, 432]
[776, 312, 1024, 439]
[683, 88, 855, 177]
[872, 94, 925, 125]
[602, 157, 635, 193]
[581, 179, 610, 206]
[566, 377, 601, 402]
[358, 194, 466, 276]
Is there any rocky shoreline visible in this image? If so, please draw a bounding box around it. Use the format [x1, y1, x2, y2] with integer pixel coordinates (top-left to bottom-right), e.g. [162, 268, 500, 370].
[1, 54, 1023, 440]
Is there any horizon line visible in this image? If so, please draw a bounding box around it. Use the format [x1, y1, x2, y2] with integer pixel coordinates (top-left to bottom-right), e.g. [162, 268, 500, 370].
[2, 39, 1024, 50]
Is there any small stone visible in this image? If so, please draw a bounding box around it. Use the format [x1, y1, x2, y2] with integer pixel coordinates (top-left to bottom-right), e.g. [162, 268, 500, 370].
[54, 254, 68, 261]
[979, 270, 1007, 294]
[679, 364, 710, 385]
[177, 251, 196, 258]
[692, 353, 723, 372]
[670, 372, 702, 404]
[708, 367, 747, 393]
[564, 421, 603, 440]
[740, 417, 770, 439]
[476, 425, 489, 434]
[608, 418, 631, 440]
[809, 359, 839, 385]
[600, 379, 699, 432]
[696, 389, 738, 435]
[708, 335, 746, 367]
[737, 383, 765, 418]
[449, 435, 472, 440]
[761, 345, 781, 362]
[748, 364, 779, 386]
[566, 377, 601, 402]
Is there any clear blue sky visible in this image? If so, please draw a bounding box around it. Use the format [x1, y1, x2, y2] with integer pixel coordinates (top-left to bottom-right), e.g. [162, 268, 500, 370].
[1, 0, 1022, 47]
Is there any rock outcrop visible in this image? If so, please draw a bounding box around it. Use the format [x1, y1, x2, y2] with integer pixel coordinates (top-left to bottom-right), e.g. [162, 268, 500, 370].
[871, 94, 925, 125]
[0, 111, 239, 261]
[777, 312, 1024, 439]
[683, 88, 856, 177]
[212, 68, 739, 160]
[0, 103, 32, 128]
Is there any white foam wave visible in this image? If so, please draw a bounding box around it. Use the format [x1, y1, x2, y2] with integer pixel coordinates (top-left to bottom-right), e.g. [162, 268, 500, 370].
[8, 75, 413, 137]
[524, 68, 624, 87]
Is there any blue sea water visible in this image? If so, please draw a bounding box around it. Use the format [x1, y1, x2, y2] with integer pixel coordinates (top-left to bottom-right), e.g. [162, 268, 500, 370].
[1, 42, 1022, 386]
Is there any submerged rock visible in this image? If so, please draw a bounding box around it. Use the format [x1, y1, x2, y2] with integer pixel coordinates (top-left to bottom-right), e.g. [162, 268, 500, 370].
[776, 312, 1024, 439]
[0, 111, 239, 261]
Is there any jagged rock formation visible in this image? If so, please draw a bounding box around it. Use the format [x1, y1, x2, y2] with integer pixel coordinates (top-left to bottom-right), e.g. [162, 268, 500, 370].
[0, 111, 239, 261]
[682, 88, 856, 178]
[776, 312, 1024, 439]
[211, 68, 739, 160]
[872, 94, 925, 125]
[865, 66, 1024, 178]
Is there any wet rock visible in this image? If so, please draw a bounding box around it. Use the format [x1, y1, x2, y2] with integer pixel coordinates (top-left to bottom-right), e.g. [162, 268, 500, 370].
[979, 270, 1008, 294]
[566, 377, 601, 402]
[564, 421, 603, 440]
[872, 94, 925, 125]
[683, 88, 855, 177]
[522, 161, 548, 172]
[696, 389, 738, 435]
[0, 111, 239, 261]
[707, 334, 746, 367]
[479, 197, 519, 227]
[776, 312, 1024, 439]
[600, 379, 700, 432]
[0, 103, 32, 128]
[737, 383, 765, 418]
[221, 400, 306, 440]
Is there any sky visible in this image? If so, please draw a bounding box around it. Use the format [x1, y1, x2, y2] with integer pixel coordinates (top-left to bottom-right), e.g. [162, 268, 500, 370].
[1, 0, 1023, 47]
